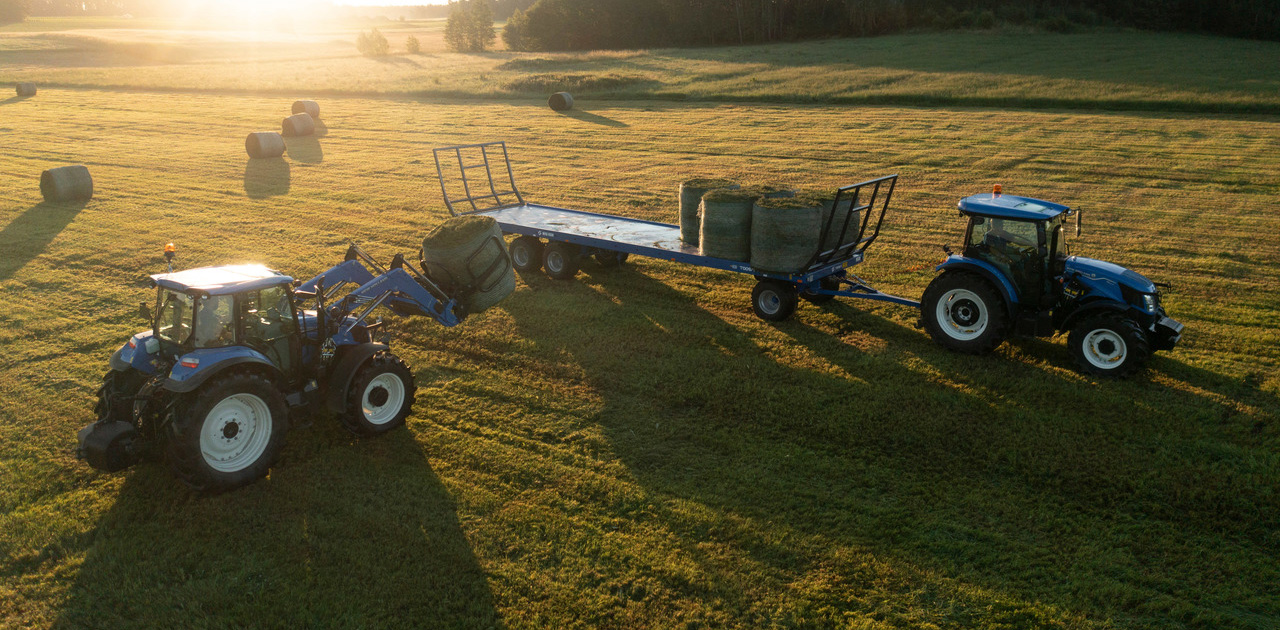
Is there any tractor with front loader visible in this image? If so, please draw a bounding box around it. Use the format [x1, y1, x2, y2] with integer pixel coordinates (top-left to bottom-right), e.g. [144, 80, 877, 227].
[920, 186, 1183, 377]
[76, 243, 497, 492]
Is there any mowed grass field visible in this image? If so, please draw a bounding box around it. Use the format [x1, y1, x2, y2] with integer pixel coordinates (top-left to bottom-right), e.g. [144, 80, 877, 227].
[2, 22, 1280, 630]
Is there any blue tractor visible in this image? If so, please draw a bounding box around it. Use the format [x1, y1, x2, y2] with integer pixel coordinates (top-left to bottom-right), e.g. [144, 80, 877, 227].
[77, 244, 481, 492]
[920, 187, 1183, 377]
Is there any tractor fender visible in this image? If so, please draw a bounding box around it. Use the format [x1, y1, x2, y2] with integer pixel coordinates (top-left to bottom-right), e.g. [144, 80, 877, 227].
[325, 343, 389, 413]
[164, 347, 282, 394]
[935, 256, 1019, 316]
[1058, 299, 1130, 333]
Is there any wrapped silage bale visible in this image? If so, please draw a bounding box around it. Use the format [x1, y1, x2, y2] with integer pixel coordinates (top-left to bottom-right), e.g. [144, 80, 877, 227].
[420, 215, 516, 314]
[698, 187, 760, 261]
[818, 195, 863, 253]
[750, 196, 824, 273]
[757, 183, 795, 199]
[679, 178, 737, 246]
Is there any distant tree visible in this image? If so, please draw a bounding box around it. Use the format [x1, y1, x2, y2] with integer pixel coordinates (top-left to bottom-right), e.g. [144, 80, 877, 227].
[445, 0, 496, 52]
[357, 28, 390, 57]
[0, 0, 30, 24]
[502, 7, 529, 50]
[406, 34, 422, 53]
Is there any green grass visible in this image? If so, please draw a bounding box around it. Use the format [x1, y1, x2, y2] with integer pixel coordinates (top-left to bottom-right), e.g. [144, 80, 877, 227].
[1, 28, 1279, 630]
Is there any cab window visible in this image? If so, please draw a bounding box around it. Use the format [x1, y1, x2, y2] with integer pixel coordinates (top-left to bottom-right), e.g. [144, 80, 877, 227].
[194, 295, 236, 348]
[156, 290, 193, 345]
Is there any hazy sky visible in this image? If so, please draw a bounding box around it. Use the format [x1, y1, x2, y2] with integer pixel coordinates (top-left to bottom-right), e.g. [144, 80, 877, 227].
[334, 0, 449, 5]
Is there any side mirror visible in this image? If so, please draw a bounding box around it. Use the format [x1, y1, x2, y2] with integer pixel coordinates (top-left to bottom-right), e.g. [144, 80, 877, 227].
[1076, 207, 1082, 237]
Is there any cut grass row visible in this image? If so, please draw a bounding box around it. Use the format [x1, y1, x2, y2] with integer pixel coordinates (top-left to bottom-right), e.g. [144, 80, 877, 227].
[1, 89, 1277, 628]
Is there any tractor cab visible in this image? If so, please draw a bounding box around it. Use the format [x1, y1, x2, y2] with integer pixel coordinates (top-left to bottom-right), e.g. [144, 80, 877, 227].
[957, 188, 1072, 317]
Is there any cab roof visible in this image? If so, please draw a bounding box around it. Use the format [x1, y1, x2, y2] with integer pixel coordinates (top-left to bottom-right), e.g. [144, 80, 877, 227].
[151, 264, 293, 296]
[958, 193, 1070, 221]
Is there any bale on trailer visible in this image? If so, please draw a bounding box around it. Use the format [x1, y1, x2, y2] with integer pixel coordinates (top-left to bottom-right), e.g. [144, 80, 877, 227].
[679, 178, 738, 246]
[40, 165, 93, 203]
[420, 215, 516, 314]
[699, 187, 761, 261]
[245, 132, 286, 159]
[548, 92, 574, 111]
[819, 195, 862, 251]
[757, 183, 796, 199]
[15, 83, 36, 97]
[281, 113, 315, 137]
[750, 195, 824, 273]
[291, 100, 320, 119]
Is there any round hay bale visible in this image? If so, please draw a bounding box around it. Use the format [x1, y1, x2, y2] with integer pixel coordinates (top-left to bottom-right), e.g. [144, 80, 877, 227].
[291, 100, 320, 119]
[698, 187, 760, 261]
[750, 196, 824, 273]
[245, 132, 286, 159]
[40, 165, 93, 203]
[679, 178, 738, 245]
[548, 92, 574, 111]
[15, 83, 36, 97]
[421, 215, 516, 314]
[281, 113, 315, 137]
[819, 195, 863, 252]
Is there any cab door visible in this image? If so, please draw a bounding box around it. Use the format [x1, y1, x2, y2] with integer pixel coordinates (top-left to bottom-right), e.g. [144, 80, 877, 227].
[238, 286, 301, 383]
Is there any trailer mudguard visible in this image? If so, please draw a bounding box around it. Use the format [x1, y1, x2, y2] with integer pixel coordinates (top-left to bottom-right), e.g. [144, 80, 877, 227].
[164, 346, 281, 394]
[936, 256, 1020, 316]
[325, 343, 388, 412]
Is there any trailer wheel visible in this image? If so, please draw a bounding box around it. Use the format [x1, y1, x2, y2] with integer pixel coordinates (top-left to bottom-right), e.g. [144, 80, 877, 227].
[921, 271, 1008, 354]
[595, 251, 629, 267]
[801, 277, 842, 305]
[1068, 314, 1150, 378]
[543, 242, 580, 280]
[752, 280, 798, 322]
[165, 372, 286, 493]
[340, 351, 416, 436]
[509, 236, 544, 273]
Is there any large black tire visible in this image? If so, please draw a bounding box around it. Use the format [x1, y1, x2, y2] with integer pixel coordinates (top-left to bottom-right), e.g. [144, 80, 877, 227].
[543, 242, 580, 280]
[340, 351, 416, 436]
[165, 372, 287, 493]
[801, 276, 842, 305]
[752, 279, 799, 322]
[921, 271, 1009, 354]
[509, 236, 544, 273]
[1068, 314, 1151, 378]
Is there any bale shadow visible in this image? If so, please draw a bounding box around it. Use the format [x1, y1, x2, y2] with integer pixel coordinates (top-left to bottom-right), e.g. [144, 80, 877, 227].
[243, 158, 291, 198]
[53, 423, 501, 628]
[284, 136, 324, 164]
[313, 119, 329, 138]
[1, 95, 33, 106]
[556, 109, 629, 128]
[0, 200, 87, 281]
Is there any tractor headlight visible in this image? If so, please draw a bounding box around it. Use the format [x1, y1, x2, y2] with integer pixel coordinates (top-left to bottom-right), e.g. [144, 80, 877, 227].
[1142, 293, 1159, 312]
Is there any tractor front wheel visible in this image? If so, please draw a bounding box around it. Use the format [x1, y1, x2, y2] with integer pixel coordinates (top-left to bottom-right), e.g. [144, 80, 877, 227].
[921, 271, 1008, 354]
[509, 236, 544, 273]
[1068, 314, 1150, 378]
[340, 351, 416, 436]
[166, 372, 287, 493]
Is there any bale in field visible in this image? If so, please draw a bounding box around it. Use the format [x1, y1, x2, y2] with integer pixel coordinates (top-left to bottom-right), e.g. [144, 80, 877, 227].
[245, 132, 286, 159]
[750, 195, 824, 273]
[40, 165, 93, 203]
[292, 100, 320, 119]
[548, 92, 573, 111]
[699, 187, 761, 261]
[281, 113, 315, 137]
[679, 177, 738, 246]
[421, 215, 516, 314]
[15, 83, 36, 97]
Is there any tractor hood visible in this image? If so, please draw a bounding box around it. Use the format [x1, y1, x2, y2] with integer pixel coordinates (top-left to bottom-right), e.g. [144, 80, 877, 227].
[1065, 256, 1156, 293]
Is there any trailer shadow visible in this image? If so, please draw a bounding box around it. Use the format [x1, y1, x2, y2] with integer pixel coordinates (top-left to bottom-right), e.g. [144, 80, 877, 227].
[243, 158, 291, 198]
[53, 422, 501, 628]
[0, 200, 87, 282]
[503, 263, 1279, 626]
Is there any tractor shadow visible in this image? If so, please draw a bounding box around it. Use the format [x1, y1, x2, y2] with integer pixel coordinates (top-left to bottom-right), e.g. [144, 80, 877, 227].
[53, 424, 501, 628]
[503, 262, 1280, 624]
[284, 136, 324, 164]
[556, 109, 629, 128]
[0, 200, 87, 282]
[243, 158, 291, 198]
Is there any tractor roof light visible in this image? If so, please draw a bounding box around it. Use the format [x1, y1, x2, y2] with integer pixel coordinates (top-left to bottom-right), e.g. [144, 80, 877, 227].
[993, 184, 1002, 196]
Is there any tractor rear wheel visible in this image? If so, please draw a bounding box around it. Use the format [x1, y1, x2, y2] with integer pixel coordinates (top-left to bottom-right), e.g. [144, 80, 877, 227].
[752, 280, 799, 322]
[509, 236, 544, 273]
[1069, 314, 1150, 378]
[340, 351, 416, 436]
[921, 271, 1008, 354]
[166, 372, 287, 493]
[543, 242, 580, 280]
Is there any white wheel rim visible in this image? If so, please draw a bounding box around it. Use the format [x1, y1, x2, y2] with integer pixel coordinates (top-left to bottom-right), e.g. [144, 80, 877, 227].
[546, 251, 563, 273]
[512, 245, 530, 267]
[200, 393, 272, 473]
[1082, 328, 1127, 369]
[362, 373, 405, 425]
[758, 289, 781, 315]
[936, 288, 989, 341]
